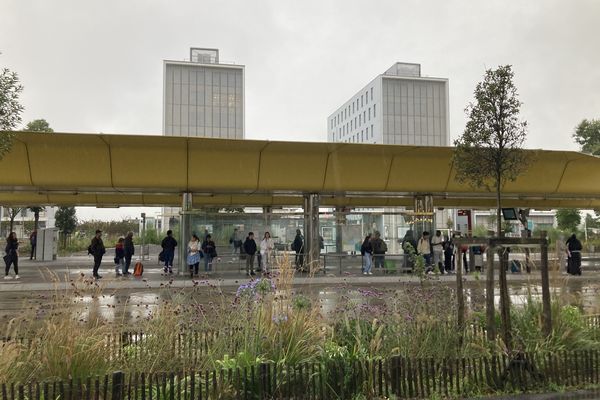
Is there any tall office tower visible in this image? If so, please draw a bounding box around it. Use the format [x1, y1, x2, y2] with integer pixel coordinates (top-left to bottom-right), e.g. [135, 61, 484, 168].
[327, 63, 450, 247]
[163, 48, 245, 138]
[327, 62, 449, 146]
[162, 48, 245, 231]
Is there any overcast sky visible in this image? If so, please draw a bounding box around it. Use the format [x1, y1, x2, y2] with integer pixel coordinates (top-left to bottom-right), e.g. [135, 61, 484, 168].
[2, 0, 599, 220]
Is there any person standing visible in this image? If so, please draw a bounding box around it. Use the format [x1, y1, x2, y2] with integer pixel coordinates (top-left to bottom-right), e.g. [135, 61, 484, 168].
[114, 237, 125, 276]
[4, 232, 20, 280]
[29, 230, 37, 260]
[187, 234, 201, 278]
[566, 234, 583, 275]
[432, 230, 445, 274]
[90, 229, 105, 279]
[243, 232, 257, 276]
[417, 231, 433, 271]
[160, 230, 178, 274]
[361, 234, 373, 275]
[260, 232, 274, 273]
[292, 229, 304, 270]
[123, 231, 135, 276]
[443, 234, 455, 273]
[371, 231, 387, 269]
[201, 234, 218, 273]
[230, 228, 240, 255]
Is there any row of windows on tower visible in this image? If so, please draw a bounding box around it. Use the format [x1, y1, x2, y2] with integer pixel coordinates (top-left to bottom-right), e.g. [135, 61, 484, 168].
[332, 124, 374, 143]
[331, 87, 374, 129]
[332, 105, 376, 139]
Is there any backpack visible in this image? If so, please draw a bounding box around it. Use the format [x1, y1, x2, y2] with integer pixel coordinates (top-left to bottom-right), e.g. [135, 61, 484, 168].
[133, 261, 144, 277]
[87, 245, 93, 255]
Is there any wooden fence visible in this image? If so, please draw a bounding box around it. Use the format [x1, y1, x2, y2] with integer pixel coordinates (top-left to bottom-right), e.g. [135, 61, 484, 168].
[2, 350, 600, 399]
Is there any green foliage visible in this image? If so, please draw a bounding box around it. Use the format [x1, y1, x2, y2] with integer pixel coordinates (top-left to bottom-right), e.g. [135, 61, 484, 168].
[556, 208, 581, 232]
[0, 68, 24, 159]
[77, 219, 138, 237]
[141, 228, 161, 245]
[573, 118, 600, 155]
[453, 65, 529, 237]
[24, 118, 53, 132]
[55, 206, 77, 242]
[472, 225, 489, 238]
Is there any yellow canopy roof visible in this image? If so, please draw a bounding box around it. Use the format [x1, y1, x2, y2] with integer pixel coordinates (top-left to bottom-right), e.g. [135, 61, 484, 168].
[0, 131, 599, 208]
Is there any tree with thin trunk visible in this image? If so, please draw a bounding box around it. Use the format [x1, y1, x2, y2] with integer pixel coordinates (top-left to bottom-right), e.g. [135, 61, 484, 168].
[7, 207, 22, 233]
[55, 206, 77, 247]
[0, 67, 24, 160]
[453, 65, 530, 350]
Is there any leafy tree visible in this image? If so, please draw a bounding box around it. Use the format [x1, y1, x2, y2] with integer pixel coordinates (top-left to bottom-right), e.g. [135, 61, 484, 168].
[573, 119, 600, 156]
[453, 65, 529, 238]
[28, 206, 43, 231]
[585, 213, 600, 230]
[55, 206, 77, 246]
[0, 67, 24, 159]
[24, 118, 53, 132]
[7, 207, 22, 233]
[556, 208, 581, 232]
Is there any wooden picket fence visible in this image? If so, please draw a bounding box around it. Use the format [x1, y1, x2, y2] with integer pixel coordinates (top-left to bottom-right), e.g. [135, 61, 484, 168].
[2, 350, 600, 399]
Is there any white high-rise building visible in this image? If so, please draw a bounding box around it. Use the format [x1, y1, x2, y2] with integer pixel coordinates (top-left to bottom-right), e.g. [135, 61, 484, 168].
[327, 62, 449, 146]
[163, 48, 245, 138]
[327, 63, 450, 248]
[162, 48, 245, 231]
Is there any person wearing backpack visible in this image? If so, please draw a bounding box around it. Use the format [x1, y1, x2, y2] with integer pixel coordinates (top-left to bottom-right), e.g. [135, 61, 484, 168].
[160, 230, 178, 274]
[90, 229, 106, 279]
[291, 229, 304, 270]
[361, 234, 373, 275]
[371, 231, 387, 269]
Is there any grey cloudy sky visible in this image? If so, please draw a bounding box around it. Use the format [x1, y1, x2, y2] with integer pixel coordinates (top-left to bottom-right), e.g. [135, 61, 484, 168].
[1, 0, 599, 219]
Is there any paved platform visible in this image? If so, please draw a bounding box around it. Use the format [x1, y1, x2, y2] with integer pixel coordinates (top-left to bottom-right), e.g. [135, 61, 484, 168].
[0, 254, 596, 293]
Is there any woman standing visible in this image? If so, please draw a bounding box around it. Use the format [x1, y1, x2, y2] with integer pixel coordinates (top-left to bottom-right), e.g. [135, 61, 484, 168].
[4, 232, 19, 280]
[361, 234, 373, 275]
[260, 232, 274, 273]
[187, 234, 201, 278]
[201, 234, 217, 273]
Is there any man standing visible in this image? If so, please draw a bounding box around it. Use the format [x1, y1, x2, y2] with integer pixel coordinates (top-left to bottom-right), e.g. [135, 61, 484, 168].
[431, 230, 445, 274]
[243, 232, 257, 276]
[371, 231, 387, 269]
[29, 230, 37, 260]
[123, 231, 135, 276]
[292, 229, 304, 270]
[417, 231, 433, 270]
[160, 230, 178, 274]
[90, 229, 106, 279]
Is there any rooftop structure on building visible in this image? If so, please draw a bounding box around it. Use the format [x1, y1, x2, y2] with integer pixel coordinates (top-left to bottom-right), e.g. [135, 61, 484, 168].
[327, 62, 449, 146]
[163, 48, 245, 139]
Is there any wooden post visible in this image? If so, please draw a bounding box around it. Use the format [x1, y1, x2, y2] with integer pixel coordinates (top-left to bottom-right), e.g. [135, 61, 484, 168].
[456, 244, 465, 332]
[485, 245, 496, 341]
[498, 245, 512, 351]
[112, 371, 124, 400]
[540, 232, 552, 337]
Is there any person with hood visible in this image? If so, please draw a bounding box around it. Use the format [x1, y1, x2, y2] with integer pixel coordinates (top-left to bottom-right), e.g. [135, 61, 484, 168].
[292, 229, 304, 270]
[371, 231, 387, 269]
[90, 229, 106, 279]
[361, 234, 373, 275]
[160, 230, 178, 274]
[566, 234, 583, 275]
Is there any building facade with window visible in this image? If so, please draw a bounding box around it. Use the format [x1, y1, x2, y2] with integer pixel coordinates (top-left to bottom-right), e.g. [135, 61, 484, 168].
[327, 62, 449, 146]
[163, 48, 245, 139]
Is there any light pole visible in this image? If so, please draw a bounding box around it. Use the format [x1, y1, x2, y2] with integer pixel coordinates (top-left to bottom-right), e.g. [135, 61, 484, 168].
[141, 213, 146, 260]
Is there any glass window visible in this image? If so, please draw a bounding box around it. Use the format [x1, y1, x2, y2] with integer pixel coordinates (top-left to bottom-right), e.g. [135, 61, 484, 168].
[371, 87, 373, 101]
[359, 114, 361, 125]
[364, 111, 366, 122]
[368, 108, 371, 120]
[366, 127, 369, 137]
[371, 124, 374, 137]
[374, 104, 377, 118]
[361, 95, 363, 107]
[366, 91, 368, 104]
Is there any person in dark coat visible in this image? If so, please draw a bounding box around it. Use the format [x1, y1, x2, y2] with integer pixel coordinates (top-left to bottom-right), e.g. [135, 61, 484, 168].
[29, 230, 37, 260]
[243, 232, 257, 276]
[161, 230, 178, 274]
[401, 230, 418, 270]
[123, 231, 135, 276]
[201, 234, 218, 273]
[292, 229, 304, 270]
[443, 235, 455, 273]
[371, 231, 387, 269]
[4, 232, 20, 280]
[90, 229, 106, 279]
[566, 234, 583, 275]
[361, 234, 373, 275]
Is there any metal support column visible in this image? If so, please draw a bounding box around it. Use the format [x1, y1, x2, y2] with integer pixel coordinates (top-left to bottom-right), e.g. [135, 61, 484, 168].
[304, 194, 320, 272]
[335, 206, 344, 253]
[178, 193, 193, 275]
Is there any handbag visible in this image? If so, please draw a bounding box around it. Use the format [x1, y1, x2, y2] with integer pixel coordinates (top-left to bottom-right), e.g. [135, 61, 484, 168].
[3, 254, 11, 266]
